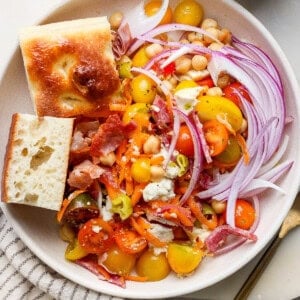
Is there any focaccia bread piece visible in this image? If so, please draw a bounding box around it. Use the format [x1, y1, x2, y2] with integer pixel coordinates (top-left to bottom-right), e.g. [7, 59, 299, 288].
[1, 113, 74, 211]
[19, 17, 120, 117]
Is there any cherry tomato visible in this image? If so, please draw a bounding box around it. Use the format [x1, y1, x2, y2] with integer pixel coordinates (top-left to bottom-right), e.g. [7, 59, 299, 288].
[131, 74, 157, 104]
[102, 245, 136, 276]
[173, 0, 204, 26]
[167, 243, 203, 275]
[78, 218, 114, 254]
[223, 82, 252, 108]
[175, 125, 194, 157]
[144, 0, 173, 25]
[114, 228, 147, 254]
[122, 103, 150, 130]
[196, 95, 243, 132]
[136, 248, 171, 281]
[132, 46, 149, 68]
[203, 119, 229, 156]
[175, 79, 198, 93]
[214, 135, 242, 167]
[234, 199, 256, 230]
[131, 157, 151, 183]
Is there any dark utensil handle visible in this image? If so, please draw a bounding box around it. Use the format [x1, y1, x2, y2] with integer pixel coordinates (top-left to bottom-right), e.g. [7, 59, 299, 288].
[234, 235, 282, 300]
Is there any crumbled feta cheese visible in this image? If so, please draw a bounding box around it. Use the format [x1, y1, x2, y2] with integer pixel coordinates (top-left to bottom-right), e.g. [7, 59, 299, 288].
[101, 196, 113, 221]
[149, 223, 174, 243]
[166, 163, 180, 179]
[192, 227, 211, 243]
[92, 225, 102, 233]
[174, 86, 205, 114]
[143, 178, 175, 202]
[153, 247, 168, 256]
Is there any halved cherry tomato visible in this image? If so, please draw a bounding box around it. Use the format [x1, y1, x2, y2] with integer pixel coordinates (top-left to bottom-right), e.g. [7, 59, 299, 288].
[175, 125, 194, 157]
[234, 199, 256, 230]
[114, 228, 147, 254]
[144, 0, 173, 25]
[162, 61, 176, 76]
[203, 120, 229, 156]
[223, 82, 252, 108]
[78, 218, 114, 254]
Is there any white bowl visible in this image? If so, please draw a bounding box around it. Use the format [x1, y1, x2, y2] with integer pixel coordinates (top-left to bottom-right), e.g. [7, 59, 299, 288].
[1, 0, 300, 298]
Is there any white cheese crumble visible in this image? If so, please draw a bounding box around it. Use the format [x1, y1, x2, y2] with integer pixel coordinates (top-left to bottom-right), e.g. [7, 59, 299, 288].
[92, 225, 102, 233]
[174, 86, 205, 114]
[143, 178, 175, 202]
[149, 223, 174, 243]
[153, 247, 168, 256]
[166, 163, 180, 179]
[191, 227, 211, 243]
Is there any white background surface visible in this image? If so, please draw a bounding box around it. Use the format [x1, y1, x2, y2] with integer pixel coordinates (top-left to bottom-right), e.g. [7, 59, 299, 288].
[0, 1, 300, 299]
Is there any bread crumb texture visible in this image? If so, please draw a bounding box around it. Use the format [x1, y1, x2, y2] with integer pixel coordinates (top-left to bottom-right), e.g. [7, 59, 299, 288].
[2, 113, 74, 210]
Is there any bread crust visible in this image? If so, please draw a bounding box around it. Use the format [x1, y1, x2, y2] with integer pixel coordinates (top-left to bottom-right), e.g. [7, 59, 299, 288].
[19, 17, 120, 117]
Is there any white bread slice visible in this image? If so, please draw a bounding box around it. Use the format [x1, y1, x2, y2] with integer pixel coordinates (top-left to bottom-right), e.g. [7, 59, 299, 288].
[1, 113, 74, 210]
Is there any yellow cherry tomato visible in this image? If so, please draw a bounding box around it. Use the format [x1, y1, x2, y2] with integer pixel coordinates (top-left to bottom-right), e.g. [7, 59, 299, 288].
[102, 245, 136, 276]
[144, 0, 173, 25]
[173, 0, 204, 26]
[131, 157, 151, 183]
[136, 248, 171, 281]
[167, 243, 203, 275]
[196, 95, 243, 132]
[65, 239, 88, 261]
[175, 80, 198, 93]
[123, 103, 150, 130]
[132, 46, 149, 68]
[131, 74, 157, 104]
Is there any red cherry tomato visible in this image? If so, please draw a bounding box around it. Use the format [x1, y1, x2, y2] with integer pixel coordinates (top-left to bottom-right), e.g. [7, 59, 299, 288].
[203, 119, 229, 156]
[234, 199, 256, 230]
[175, 125, 194, 157]
[223, 82, 252, 108]
[197, 77, 214, 88]
[78, 218, 114, 254]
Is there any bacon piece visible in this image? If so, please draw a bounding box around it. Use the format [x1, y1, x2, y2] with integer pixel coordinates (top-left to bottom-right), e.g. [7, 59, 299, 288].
[205, 224, 257, 253]
[112, 22, 132, 60]
[76, 256, 125, 288]
[90, 114, 136, 157]
[67, 160, 104, 190]
[151, 96, 172, 131]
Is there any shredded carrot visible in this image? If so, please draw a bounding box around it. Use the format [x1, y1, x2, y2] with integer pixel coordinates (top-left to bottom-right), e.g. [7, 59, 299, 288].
[150, 155, 164, 165]
[125, 274, 148, 282]
[109, 103, 128, 111]
[131, 183, 147, 206]
[130, 217, 167, 248]
[236, 133, 250, 165]
[187, 197, 218, 230]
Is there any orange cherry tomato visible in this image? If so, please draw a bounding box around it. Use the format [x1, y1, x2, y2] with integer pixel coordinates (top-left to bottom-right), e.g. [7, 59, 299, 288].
[78, 218, 114, 254]
[223, 82, 252, 108]
[197, 77, 214, 88]
[234, 199, 256, 230]
[203, 119, 229, 156]
[114, 228, 147, 254]
[144, 0, 173, 25]
[175, 125, 194, 157]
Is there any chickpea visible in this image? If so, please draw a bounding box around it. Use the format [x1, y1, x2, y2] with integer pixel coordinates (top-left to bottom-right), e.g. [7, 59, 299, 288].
[187, 32, 202, 43]
[99, 152, 116, 166]
[192, 55, 208, 71]
[201, 18, 218, 30]
[169, 76, 178, 87]
[192, 40, 204, 47]
[208, 42, 224, 51]
[203, 27, 220, 44]
[109, 12, 123, 30]
[219, 28, 232, 44]
[240, 118, 248, 133]
[175, 56, 192, 75]
[211, 200, 226, 214]
[217, 73, 231, 89]
[145, 43, 164, 58]
[206, 87, 223, 97]
[143, 135, 161, 154]
[162, 80, 174, 91]
[186, 69, 209, 81]
[150, 165, 165, 182]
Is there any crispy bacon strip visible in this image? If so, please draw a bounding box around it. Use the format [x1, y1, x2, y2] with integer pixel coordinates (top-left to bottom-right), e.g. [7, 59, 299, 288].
[90, 114, 136, 157]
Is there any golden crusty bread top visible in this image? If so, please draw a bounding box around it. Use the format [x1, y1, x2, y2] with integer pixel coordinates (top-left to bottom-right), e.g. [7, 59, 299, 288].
[19, 17, 120, 117]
